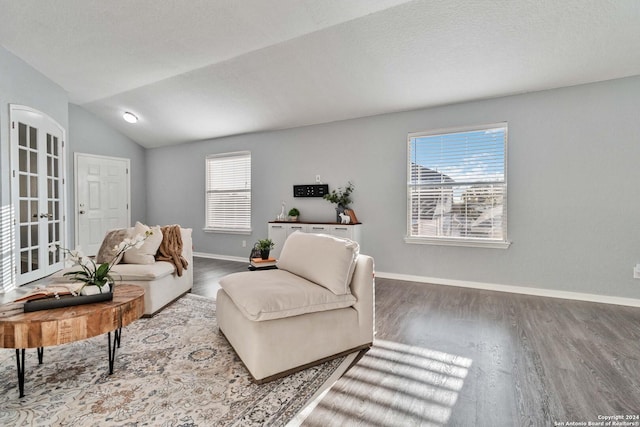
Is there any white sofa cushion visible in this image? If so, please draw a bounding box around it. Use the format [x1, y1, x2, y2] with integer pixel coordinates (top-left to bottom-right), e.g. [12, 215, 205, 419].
[123, 222, 163, 265]
[49, 260, 176, 282]
[108, 261, 176, 281]
[276, 231, 359, 295]
[219, 269, 357, 321]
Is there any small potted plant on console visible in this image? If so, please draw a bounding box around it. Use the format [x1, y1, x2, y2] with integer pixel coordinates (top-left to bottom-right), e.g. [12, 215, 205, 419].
[288, 208, 300, 222]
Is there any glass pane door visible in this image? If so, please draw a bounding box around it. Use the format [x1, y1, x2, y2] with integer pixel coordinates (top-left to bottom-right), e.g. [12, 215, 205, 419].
[46, 133, 63, 268]
[12, 106, 66, 286]
[17, 122, 40, 277]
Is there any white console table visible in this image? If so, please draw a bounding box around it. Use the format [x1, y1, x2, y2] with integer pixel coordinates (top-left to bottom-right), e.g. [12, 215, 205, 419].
[268, 221, 362, 258]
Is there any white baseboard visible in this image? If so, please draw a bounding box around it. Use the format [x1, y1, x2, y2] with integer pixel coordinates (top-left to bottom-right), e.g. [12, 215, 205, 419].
[376, 271, 640, 308]
[193, 252, 246, 263]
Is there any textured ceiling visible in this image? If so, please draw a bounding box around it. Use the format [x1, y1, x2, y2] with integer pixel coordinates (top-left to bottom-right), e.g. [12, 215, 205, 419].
[1, 0, 639, 148]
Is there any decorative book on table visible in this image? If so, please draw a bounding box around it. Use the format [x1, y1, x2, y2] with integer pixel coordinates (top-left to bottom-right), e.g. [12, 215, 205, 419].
[250, 257, 277, 268]
[249, 258, 278, 271]
[15, 284, 84, 302]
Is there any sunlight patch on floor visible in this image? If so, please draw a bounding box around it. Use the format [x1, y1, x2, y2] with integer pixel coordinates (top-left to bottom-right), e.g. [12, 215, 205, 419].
[305, 339, 473, 426]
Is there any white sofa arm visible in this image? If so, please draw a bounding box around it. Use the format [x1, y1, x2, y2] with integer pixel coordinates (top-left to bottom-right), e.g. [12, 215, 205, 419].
[349, 254, 375, 344]
[179, 227, 194, 284]
[180, 227, 193, 263]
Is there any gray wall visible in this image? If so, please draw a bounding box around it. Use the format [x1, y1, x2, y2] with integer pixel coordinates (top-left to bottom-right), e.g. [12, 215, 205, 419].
[0, 46, 69, 290]
[68, 104, 147, 239]
[147, 75, 640, 300]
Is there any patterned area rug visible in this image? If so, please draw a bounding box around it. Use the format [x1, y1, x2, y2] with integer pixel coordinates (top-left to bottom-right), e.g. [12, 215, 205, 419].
[0, 294, 351, 426]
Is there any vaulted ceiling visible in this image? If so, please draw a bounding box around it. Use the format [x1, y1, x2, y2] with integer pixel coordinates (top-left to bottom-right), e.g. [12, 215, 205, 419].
[1, 0, 639, 148]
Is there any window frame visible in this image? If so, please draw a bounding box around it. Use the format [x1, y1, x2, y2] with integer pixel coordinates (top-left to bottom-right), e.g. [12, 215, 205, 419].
[204, 151, 252, 235]
[405, 123, 510, 249]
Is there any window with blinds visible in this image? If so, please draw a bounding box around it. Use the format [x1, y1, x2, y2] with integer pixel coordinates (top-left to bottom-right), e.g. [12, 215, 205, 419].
[406, 123, 509, 248]
[205, 151, 251, 234]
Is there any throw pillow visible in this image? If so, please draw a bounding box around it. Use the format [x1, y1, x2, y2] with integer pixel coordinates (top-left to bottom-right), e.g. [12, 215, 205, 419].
[123, 222, 163, 265]
[95, 228, 133, 264]
[277, 231, 359, 295]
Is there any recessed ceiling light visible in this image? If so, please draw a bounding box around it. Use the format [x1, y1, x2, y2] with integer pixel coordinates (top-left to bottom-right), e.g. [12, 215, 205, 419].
[123, 112, 139, 123]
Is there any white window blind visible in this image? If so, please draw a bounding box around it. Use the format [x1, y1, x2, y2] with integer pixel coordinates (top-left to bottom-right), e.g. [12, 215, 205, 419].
[205, 151, 251, 233]
[406, 123, 509, 248]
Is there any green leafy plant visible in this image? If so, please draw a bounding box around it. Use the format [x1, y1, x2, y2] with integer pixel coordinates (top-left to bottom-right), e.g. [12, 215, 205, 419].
[288, 208, 300, 217]
[256, 238, 275, 251]
[323, 181, 354, 207]
[49, 231, 151, 294]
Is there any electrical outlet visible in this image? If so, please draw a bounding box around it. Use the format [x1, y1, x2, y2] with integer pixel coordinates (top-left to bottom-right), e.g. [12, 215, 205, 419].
[634, 263, 640, 279]
[315, 175, 321, 183]
[242, 240, 246, 248]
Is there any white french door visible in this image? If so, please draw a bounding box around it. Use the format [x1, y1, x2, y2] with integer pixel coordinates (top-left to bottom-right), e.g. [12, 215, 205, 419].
[10, 105, 66, 285]
[75, 153, 130, 255]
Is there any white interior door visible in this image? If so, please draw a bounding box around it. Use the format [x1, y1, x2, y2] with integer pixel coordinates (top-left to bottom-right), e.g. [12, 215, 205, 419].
[10, 105, 66, 285]
[75, 153, 130, 255]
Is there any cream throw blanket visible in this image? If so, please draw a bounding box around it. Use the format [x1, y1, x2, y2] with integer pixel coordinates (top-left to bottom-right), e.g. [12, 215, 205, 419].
[156, 225, 189, 277]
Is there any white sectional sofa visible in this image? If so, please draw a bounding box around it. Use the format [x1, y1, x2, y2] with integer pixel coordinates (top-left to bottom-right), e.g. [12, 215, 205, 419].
[217, 231, 375, 383]
[52, 225, 193, 317]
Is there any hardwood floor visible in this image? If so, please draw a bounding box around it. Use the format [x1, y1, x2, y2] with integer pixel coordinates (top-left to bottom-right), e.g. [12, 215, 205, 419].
[303, 278, 640, 426]
[5, 258, 640, 425]
[191, 256, 248, 299]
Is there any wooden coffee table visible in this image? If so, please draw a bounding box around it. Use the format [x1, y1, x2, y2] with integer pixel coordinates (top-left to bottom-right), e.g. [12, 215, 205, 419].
[0, 284, 145, 397]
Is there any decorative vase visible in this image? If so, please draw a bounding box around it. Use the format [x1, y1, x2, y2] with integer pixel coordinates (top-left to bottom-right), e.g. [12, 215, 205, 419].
[260, 250, 270, 260]
[81, 283, 111, 296]
[335, 204, 346, 223]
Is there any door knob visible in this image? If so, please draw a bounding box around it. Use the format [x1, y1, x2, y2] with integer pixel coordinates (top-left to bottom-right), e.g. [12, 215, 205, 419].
[79, 210, 86, 214]
[39, 213, 53, 218]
